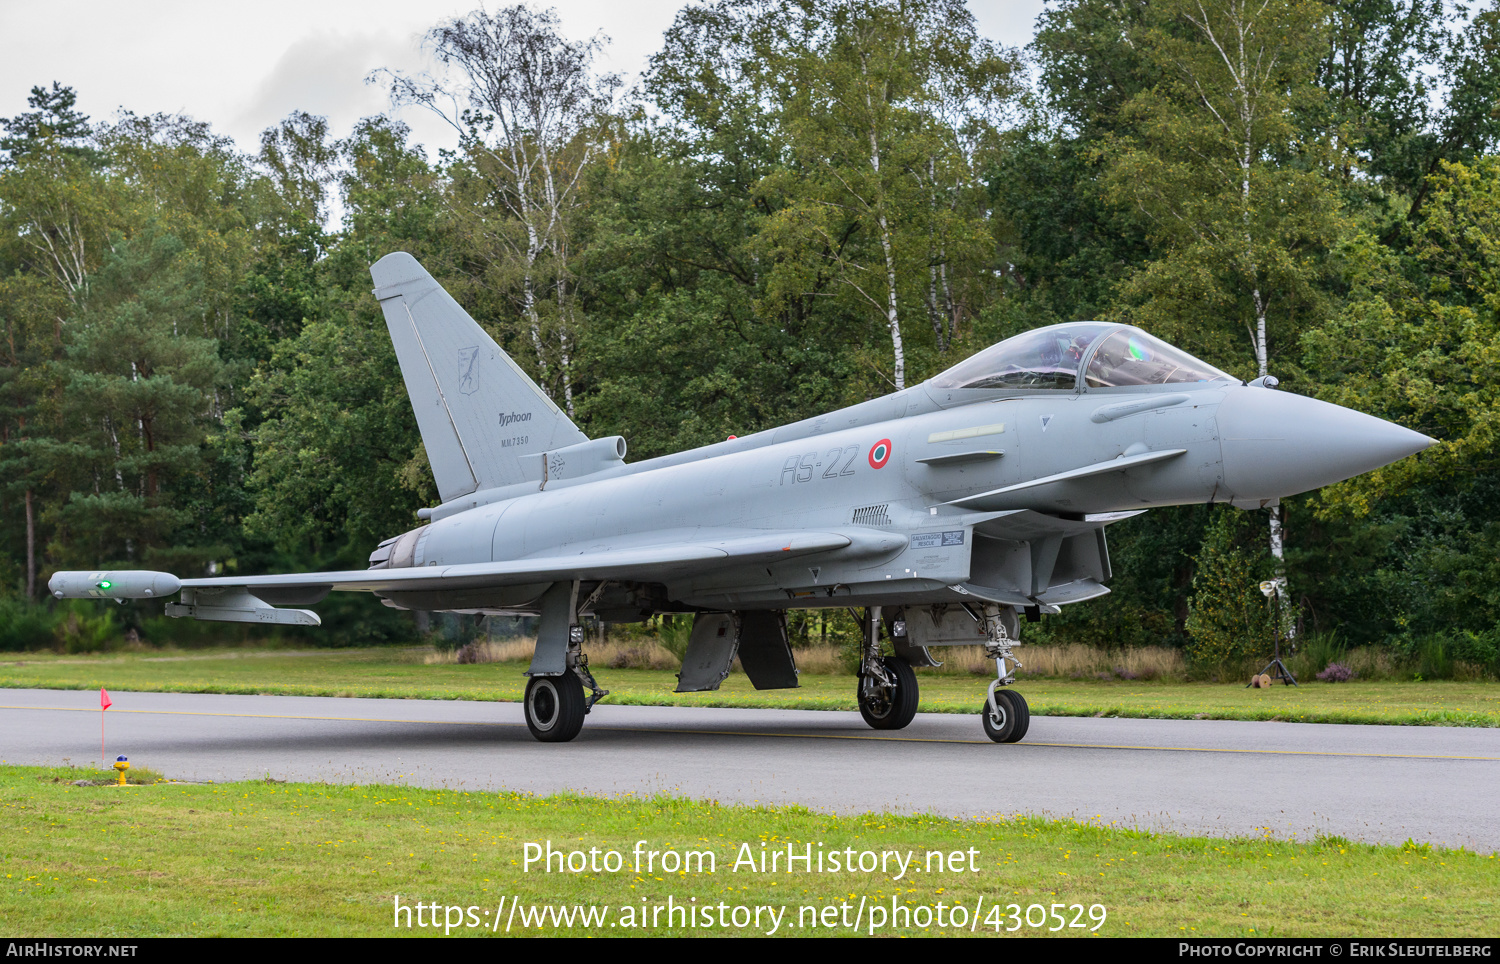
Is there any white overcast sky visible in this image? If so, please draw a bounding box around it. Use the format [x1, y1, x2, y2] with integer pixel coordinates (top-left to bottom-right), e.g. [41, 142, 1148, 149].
[0, 0, 1045, 158]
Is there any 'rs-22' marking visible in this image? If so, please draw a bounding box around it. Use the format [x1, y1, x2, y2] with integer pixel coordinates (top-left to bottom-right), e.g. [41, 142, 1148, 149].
[780, 446, 860, 485]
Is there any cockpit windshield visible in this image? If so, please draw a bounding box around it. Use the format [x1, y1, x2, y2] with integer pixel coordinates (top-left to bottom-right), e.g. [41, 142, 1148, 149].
[1083, 328, 1236, 388]
[927, 323, 1237, 392]
[926, 323, 1113, 391]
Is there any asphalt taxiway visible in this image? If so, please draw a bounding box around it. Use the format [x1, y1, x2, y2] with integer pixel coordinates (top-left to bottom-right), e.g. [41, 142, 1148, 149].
[2, 688, 1495, 850]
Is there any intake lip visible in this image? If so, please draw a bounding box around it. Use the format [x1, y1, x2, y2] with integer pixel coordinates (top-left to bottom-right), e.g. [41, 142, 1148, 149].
[1216, 388, 1435, 500]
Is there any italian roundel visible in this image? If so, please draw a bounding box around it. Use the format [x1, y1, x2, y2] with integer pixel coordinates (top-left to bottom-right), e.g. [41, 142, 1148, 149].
[868, 438, 892, 469]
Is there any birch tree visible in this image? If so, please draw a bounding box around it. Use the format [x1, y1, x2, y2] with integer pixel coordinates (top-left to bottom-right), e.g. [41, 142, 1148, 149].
[380, 5, 617, 415]
[1103, 0, 1345, 630]
[756, 0, 1017, 389]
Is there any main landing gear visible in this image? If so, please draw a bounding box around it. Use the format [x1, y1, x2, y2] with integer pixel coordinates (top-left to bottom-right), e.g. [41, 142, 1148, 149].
[524, 582, 610, 743]
[524, 674, 586, 742]
[856, 606, 919, 730]
[858, 655, 919, 729]
[980, 603, 1029, 743]
[523, 631, 608, 743]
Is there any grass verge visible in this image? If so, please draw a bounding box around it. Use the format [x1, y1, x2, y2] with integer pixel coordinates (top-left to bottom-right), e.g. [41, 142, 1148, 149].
[1, 763, 1493, 938]
[1, 647, 1497, 727]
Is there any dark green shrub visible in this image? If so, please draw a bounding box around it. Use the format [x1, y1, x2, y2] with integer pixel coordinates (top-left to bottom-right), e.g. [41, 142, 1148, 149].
[1185, 508, 1278, 667]
[0, 600, 55, 651]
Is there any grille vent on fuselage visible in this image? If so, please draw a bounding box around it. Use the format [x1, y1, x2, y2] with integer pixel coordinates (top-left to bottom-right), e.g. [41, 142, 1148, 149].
[852, 504, 892, 527]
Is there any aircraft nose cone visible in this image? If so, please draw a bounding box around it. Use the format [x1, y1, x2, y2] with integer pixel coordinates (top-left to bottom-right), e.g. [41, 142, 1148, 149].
[1217, 388, 1435, 500]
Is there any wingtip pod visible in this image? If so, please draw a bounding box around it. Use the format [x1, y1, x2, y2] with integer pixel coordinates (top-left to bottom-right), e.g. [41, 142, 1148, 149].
[49, 570, 182, 600]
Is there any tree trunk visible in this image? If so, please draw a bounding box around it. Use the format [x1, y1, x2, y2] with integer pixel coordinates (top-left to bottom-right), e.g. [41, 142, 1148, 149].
[1252, 287, 1268, 378]
[940, 251, 956, 345]
[522, 273, 550, 396]
[558, 325, 576, 419]
[556, 277, 576, 419]
[925, 159, 947, 354]
[1268, 504, 1293, 640]
[25, 488, 35, 600]
[863, 63, 903, 390]
[1240, 114, 1288, 636]
[926, 253, 946, 354]
[877, 212, 905, 390]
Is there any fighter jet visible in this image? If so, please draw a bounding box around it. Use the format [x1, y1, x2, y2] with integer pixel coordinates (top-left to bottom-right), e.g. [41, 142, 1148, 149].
[50, 252, 1434, 743]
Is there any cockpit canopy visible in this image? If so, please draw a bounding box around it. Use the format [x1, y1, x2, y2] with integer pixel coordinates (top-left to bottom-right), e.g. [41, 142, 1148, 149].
[926, 323, 1238, 392]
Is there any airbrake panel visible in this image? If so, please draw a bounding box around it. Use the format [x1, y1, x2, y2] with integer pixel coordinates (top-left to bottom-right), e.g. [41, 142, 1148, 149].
[676, 613, 740, 692]
[736, 611, 799, 690]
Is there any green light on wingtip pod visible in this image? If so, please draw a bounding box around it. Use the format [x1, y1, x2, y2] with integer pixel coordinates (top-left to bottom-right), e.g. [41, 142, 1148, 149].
[97, 580, 112, 590]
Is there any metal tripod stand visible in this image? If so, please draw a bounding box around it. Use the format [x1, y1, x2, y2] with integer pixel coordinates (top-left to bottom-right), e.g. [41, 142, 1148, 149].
[1248, 579, 1298, 687]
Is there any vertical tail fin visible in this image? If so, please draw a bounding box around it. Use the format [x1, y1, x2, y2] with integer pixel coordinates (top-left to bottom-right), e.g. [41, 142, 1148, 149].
[370, 252, 586, 502]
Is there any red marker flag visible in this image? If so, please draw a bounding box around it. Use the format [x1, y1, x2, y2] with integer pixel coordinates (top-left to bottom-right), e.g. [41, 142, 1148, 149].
[100, 688, 111, 766]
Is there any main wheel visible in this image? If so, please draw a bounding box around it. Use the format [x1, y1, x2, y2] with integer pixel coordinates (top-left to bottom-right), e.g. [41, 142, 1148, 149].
[524, 674, 586, 743]
[857, 656, 919, 730]
[981, 689, 1030, 744]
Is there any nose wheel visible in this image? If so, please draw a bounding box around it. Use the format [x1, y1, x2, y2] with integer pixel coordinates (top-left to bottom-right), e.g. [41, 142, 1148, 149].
[979, 604, 1029, 743]
[982, 688, 1030, 743]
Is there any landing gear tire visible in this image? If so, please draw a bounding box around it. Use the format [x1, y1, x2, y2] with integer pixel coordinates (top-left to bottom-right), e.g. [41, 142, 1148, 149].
[525, 674, 586, 743]
[982, 689, 1030, 744]
[858, 656, 919, 730]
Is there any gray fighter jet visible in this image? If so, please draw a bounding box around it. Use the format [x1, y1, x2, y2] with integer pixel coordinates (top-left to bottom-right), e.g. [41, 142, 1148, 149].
[51, 253, 1434, 743]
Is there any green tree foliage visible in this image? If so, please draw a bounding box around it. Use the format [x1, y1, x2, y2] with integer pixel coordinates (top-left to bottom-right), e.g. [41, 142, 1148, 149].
[1184, 507, 1278, 666]
[1316, 0, 1448, 206]
[579, 0, 1024, 461]
[381, 4, 619, 416]
[992, 0, 1160, 331]
[1355, 1, 1500, 229]
[1306, 157, 1500, 513]
[244, 118, 442, 555]
[1095, 0, 1350, 632]
[0, 82, 99, 168]
[577, 4, 868, 453]
[575, 125, 854, 455]
[258, 111, 340, 228]
[0, 141, 125, 312]
[243, 301, 432, 554]
[40, 229, 235, 572]
[985, 129, 1151, 332]
[0, 97, 258, 597]
[1102, 0, 1344, 376]
[1029, 506, 1212, 649]
[0, 271, 57, 598]
[750, 0, 1020, 386]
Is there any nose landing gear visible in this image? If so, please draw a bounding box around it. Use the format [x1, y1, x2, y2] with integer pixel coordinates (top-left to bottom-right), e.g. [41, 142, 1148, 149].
[982, 688, 1029, 743]
[980, 604, 1030, 743]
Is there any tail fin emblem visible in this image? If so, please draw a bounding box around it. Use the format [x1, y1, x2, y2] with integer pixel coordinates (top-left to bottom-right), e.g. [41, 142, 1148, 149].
[458, 347, 480, 395]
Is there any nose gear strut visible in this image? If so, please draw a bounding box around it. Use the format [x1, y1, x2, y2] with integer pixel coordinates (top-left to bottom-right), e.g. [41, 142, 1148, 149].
[981, 604, 1030, 743]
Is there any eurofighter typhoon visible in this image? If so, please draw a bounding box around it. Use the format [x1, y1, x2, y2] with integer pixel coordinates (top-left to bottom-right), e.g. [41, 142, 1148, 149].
[51, 253, 1434, 743]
